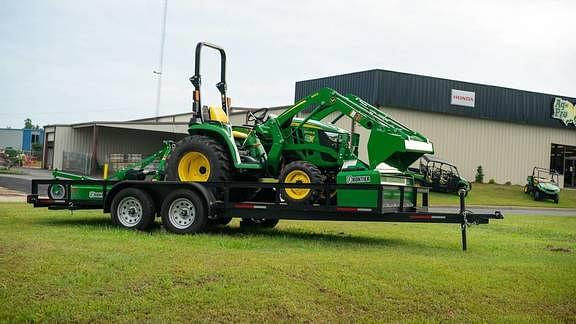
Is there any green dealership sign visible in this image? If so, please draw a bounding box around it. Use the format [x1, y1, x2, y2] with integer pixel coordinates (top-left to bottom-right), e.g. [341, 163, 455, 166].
[552, 97, 576, 126]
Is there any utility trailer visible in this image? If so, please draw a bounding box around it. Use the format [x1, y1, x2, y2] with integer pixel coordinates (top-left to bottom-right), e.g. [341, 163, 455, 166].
[28, 179, 503, 251]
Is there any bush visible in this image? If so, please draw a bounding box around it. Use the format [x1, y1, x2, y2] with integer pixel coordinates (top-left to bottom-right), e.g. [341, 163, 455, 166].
[475, 166, 484, 183]
[505, 181, 512, 186]
[488, 179, 496, 184]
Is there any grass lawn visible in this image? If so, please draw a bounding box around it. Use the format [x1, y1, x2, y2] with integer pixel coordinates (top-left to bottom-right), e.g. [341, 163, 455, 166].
[430, 183, 576, 208]
[1, 203, 575, 322]
[0, 169, 24, 175]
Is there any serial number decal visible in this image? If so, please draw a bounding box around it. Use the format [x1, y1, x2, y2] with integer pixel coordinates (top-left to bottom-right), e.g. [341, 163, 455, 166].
[346, 175, 371, 184]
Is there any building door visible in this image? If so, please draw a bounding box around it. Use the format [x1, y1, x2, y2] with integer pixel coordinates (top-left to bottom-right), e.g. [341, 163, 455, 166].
[565, 158, 576, 188]
[550, 144, 576, 188]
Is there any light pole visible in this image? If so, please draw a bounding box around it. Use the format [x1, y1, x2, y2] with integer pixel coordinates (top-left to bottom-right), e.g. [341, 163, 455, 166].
[154, 0, 168, 121]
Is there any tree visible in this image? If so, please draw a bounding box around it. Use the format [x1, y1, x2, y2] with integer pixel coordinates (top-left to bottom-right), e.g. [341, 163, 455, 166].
[24, 118, 40, 130]
[24, 118, 33, 129]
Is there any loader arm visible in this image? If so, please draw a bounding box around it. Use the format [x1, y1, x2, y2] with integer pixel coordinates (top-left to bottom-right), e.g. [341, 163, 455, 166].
[271, 87, 433, 171]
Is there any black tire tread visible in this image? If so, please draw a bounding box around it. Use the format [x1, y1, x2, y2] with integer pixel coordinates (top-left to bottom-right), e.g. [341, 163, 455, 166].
[279, 161, 325, 204]
[110, 188, 156, 231]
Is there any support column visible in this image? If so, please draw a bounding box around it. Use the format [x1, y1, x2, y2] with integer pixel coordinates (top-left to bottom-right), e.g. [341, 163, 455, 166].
[90, 125, 99, 176]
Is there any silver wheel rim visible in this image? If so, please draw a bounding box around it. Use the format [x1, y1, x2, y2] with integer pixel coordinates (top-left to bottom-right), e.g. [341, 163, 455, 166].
[251, 218, 266, 224]
[168, 198, 196, 229]
[116, 197, 143, 227]
[49, 184, 66, 199]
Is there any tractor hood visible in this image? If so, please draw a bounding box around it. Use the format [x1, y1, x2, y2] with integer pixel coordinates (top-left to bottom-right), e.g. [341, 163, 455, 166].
[537, 181, 560, 194]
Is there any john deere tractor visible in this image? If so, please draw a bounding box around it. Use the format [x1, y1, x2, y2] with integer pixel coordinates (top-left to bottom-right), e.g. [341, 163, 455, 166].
[164, 42, 434, 205]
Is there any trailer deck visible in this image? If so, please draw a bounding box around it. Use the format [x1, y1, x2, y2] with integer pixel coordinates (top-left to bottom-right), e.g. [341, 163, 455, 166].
[27, 179, 503, 250]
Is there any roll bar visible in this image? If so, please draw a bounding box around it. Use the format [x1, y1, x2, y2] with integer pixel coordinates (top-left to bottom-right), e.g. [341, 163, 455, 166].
[189, 42, 228, 123]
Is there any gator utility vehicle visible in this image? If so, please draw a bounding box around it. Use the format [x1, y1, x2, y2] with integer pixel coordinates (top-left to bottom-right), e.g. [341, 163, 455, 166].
[409, 155, 471, 195]
[27, 42, 503, 250]
[524, 167, 560, 203]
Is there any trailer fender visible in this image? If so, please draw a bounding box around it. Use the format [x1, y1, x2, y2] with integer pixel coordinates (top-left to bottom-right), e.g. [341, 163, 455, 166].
[103, 181, 216, 217]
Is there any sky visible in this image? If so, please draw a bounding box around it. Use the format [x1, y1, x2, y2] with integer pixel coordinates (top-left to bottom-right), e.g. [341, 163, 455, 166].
[1, 0, 575, 128]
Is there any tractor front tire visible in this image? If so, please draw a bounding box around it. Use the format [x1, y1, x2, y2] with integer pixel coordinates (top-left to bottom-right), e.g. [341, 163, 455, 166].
[279, 161, 325, 204]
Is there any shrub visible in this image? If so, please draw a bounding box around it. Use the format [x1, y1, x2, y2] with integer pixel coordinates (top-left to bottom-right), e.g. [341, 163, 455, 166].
[488, 179, 496, 184]
[475, 166, 484, 183]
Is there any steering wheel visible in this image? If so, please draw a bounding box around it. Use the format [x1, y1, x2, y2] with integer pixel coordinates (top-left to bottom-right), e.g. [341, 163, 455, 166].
[247, 108, 269, 125]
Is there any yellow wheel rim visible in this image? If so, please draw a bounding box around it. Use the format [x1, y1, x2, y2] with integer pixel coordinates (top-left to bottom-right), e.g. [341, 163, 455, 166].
[284, 170, 311, 200]
[177, 152, 211, 181]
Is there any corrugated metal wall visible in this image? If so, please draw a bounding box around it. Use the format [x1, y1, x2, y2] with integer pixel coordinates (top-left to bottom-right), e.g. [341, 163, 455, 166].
[295, 70, 576, 130]
[0, 129, 23, 150]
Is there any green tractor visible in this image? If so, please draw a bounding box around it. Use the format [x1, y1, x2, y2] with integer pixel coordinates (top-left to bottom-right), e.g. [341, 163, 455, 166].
[164, 42, 434, 206]
[524, 167, 560, 203]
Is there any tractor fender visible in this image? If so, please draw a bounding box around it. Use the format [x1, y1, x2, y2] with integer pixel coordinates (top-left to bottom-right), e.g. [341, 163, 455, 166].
[188, 124, 243, 167]
[103, 181, 217, 217]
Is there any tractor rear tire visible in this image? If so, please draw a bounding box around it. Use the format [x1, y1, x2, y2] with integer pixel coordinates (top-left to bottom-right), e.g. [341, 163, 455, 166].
[165, 135, 231, 183]
[165, 135, 258, 202]
[279, 161, 325, 204]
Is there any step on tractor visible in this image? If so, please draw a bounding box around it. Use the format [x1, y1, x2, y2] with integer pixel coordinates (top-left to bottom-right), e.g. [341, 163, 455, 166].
[164, 42, 434, 206]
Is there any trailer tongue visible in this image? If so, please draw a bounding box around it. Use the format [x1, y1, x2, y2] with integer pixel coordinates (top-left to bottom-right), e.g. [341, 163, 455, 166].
[28, 179, 502, 251]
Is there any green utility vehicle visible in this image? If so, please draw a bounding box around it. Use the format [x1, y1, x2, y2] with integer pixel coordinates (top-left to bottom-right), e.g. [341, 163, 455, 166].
[164, 42, 434, 207]
[47, 140, 174, 201]
[524, 167, 560, 203]
[409, 155, 471, 195]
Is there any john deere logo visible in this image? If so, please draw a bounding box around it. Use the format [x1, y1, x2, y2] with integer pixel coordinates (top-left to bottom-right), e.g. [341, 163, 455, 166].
[88, 191, 103, 199]
[552, 98, 576, 126]
[346, 175, 371, 184]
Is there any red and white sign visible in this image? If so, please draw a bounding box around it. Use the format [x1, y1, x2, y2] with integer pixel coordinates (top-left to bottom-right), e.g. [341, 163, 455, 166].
[451, 89, 475, 108]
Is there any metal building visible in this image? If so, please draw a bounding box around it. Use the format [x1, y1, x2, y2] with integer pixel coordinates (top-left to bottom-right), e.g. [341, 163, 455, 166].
[294, 70, 576, 188]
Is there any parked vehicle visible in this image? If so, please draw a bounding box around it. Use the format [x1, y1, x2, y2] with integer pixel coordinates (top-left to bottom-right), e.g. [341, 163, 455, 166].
[409, 155, 471, 195]
[524, 167, 560, 203]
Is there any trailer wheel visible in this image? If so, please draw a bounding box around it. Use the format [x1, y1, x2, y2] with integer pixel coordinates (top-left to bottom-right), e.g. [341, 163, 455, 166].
[111, 188, 155, 230]
[47, 184, 66, 200]
[240, 218, 279, 229]
[161, 189, 207, 234]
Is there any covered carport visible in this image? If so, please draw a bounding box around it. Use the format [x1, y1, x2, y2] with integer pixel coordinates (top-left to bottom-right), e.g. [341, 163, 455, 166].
[43, 121, 189, 176]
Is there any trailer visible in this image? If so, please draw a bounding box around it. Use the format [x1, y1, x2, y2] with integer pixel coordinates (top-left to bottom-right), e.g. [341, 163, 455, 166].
[28, 179, 503, 251]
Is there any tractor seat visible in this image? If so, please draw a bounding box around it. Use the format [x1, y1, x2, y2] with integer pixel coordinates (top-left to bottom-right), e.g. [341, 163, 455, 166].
[207, 106, 248, 141]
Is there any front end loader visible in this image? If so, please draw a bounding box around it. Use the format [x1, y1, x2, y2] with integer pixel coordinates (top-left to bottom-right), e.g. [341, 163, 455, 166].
[164, 42, 434, 207]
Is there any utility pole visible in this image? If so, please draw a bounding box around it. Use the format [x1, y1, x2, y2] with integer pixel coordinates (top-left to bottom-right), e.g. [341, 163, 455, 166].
[154, 0, 168, 121]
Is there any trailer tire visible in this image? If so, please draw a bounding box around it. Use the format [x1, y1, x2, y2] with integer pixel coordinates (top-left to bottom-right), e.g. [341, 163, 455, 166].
[240, 218, 279, 229]
[111, 188, 155, 230]
[161, 189, 207, 234]
[47, 183, 66, 200]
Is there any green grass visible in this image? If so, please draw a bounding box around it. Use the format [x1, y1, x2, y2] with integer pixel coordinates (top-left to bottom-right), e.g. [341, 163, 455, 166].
[1, 203, 575, 322]
[430, 183, 576, 208]
[0, 169, 24, 175]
